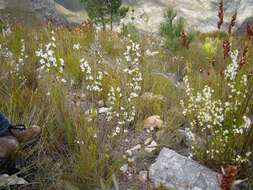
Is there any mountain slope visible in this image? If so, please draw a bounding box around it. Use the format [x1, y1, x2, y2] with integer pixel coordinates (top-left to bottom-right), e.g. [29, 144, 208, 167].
[54, 0, 253, 33]
[0, 0, 253, 33]
[0, 0, 67, 26]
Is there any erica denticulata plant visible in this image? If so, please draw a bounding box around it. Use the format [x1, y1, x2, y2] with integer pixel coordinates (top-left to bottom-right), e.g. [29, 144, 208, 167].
[35, 31, 66, 83]
[122, 40, 142, 123]
[80, 58, 103, 94]
[11, 39, 27, 80]
[106, 40, 143, 136]
[106, 86, 127, 136]
[181, 50, 253, 167]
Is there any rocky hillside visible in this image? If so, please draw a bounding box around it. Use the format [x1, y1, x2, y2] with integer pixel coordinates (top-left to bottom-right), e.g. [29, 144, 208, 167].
[56, 0, 84, 11]
[0, 0, 253, 32]
[122, 0, 253, 33]
[0, 0, 67, 26]
[55, 0, 253, 33]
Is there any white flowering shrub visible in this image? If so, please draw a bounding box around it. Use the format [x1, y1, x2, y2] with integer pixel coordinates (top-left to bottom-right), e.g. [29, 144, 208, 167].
[106, 86, 125, 136]
[35, 31, 66, 83]
[13, 39, 27, 77]
[122, 40, 142, 122]
[80, 58, 103, 94]
[182, 50, 253, 166]
[106, 40, 143, 135]
[73, 43, 81, 50]
[5, 38, 27, 81]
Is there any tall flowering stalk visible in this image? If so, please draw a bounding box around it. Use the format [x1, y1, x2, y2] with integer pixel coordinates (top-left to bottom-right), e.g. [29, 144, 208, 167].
[35, 31, 66, 83]
[106, 40, 143, 135]
[223, 39, 231, 59]
[122, 40, 143, 125]
[11, 39, 27, 80]
[181, 50, 252, 166]
[217, 0, 224, 30]
[35, 32, 57, 73]
[80, 58, 103, 94]
[228, 11, 237, 34]
[106, 86, 127, 136]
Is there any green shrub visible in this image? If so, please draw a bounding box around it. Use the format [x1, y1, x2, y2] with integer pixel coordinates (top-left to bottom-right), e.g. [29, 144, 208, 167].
[160, 7, 195, 51]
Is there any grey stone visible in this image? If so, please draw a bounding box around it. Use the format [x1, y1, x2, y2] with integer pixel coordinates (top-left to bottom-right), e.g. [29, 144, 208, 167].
[144, 140, 158, 153]
[139, 171, 148, 182]
[144, 137, 153, 145]
[129, 144, 141, 152]
[0, 0, 67, 25]
[31, 0, 68, 24]
[56, 0, 84, 11]
[149, 148, 220, 190]
[98, 107, 109, 114]
[120, 164, 129, 173]
[0, 174, 28, 187]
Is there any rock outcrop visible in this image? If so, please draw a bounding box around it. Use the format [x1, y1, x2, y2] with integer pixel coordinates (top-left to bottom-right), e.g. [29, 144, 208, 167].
[31, 0, 67, 24]
[149, 148, 220, 190]
[0, 0, 67, 25]
[1, 0, 253, 32]
[123, 0, 253, 33]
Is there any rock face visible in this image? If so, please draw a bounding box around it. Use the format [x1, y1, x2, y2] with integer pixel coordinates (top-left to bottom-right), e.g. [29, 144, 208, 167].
[149, 148, 220, 190]
[123, 0, 253, 33]
[1, 0, 253, 32]
[0, 0, 67, 25]
[0, 174, 28, 187]
[31, 0, 67, 24]
[56, 0, 84, 11]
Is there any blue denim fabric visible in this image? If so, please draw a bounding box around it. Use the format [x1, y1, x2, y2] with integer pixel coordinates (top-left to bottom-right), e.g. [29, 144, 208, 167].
[0, 113, 10, 137]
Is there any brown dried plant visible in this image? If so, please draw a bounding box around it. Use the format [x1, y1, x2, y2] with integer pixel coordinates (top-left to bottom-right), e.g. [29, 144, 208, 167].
[246, 22, 253, 39]
[217, 0, 224, 30]
[81, 20, 95, 32]
[239, 44, 249, 69]
[180, 30, 189, 49]
[180, 30, 190, 49]
[69, 20, 95, 33]
[228, 10, 237, 34]
[220, 165, 237, 190]
[223, 39, 231, 59]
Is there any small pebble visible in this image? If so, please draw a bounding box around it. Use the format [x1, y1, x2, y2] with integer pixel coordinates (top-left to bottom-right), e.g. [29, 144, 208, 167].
[139, 171, 148, 182]
[130, 144, 141, 151]
[144, 137, 152, 145]
[128, 157, 135, 163]
[145, 140, 158, 153]
[120, 164, 128, 173]
[126, 150, 133, 157]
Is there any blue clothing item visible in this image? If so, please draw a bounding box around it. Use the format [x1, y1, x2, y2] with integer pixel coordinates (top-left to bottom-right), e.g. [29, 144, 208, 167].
[0, 113, 10, 137]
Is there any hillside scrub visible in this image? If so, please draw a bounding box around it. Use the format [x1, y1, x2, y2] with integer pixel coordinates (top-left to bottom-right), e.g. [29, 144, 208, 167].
[0, 17, 252, 190]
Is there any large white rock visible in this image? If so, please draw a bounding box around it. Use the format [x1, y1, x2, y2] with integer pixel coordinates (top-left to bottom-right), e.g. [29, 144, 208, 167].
[0, 174, 28, 187]
[123, 0, 253, 33]
[143, 115, 163, 129]
[149, 148, 220, 190]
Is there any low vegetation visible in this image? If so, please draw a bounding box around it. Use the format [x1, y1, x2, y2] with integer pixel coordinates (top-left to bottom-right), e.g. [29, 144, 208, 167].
[0, 3, 252, 190]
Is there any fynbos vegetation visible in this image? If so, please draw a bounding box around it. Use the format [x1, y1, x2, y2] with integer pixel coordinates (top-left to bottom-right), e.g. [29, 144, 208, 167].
[0, 0, 252, 190]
